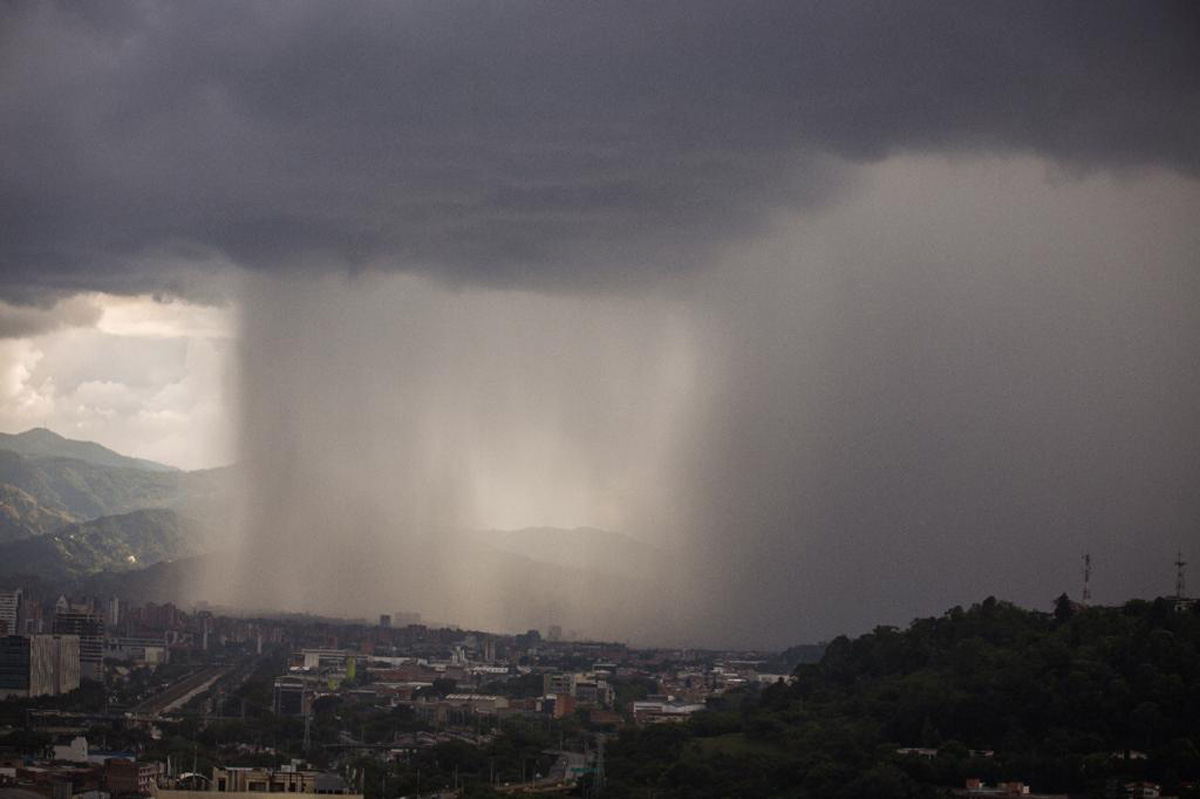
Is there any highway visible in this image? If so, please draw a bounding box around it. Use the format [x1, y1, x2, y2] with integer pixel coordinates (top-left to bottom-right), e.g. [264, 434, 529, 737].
[130, 664, 231, 716]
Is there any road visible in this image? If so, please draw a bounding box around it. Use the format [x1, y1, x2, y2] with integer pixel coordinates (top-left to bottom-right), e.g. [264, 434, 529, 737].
[130, 664, 231, 716]
[493, 750, 589, 794]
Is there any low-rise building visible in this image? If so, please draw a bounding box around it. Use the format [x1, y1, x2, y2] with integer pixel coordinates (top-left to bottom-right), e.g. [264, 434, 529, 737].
[443, 694, 509, 714]
[272, 677, 309, 716]
[546, 693, 576, 719]
[299, 650, 351, 671]
[963, 779, 1030, 796]
[104, 638, 168, 666]
[172, 766, 356, 796]
[51, 737, 88, 764]
[542, 672, 575, 696]
[573, 679, 613, 707]
[105, 759, 160, 797]
[631, 699, 706, 725]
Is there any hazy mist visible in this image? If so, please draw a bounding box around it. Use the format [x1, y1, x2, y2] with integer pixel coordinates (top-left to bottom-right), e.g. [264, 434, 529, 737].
[215, 271, 700, 642]
[193, 157, 1200, 648]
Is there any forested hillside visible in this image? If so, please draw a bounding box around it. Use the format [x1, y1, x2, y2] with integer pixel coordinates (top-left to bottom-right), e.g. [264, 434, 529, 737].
[0, 428, 176, 473]
[0, 483, 74, 542]
[599, 597, 1200, 799]
[0, 508, 201, 583]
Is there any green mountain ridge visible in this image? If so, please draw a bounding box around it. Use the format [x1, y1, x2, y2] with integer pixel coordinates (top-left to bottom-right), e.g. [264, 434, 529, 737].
[0, 431, 225, 588]
[0, 446, 235, 528]
[0, 482, 75, 543]
[0, 508, 201, 584]
[0, 448, 186, 521]
[0, 428, 177, 473]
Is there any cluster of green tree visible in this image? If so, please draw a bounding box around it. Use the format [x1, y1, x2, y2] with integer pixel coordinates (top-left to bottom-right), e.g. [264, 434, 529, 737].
[611, 675, 659, 714]
[339, 715, 573, 798]
[161, 706, 578, 798]
[595, 597, 1200, 799]
[759, 642, 827, 675]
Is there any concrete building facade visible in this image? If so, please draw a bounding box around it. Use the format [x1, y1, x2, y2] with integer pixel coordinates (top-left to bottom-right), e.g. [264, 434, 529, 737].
[0, 634, 80, 698]
[52, 611, 104, 682]
[0, 589, 21, 636]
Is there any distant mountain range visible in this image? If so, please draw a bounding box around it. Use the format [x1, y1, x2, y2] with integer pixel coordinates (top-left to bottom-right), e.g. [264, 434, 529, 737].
[0, 428, 234, 591]
[0, 428, 689, 645]
[0, 508, 201, 583]
[0, 428, 177, 473]
[0, 482, 75, 543]
[469, 526, 665, 583]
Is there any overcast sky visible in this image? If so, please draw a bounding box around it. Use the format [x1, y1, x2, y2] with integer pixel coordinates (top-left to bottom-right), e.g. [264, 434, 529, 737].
[1, 2, 1197, 645]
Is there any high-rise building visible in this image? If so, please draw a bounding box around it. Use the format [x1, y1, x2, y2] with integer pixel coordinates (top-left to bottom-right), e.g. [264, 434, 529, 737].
[0, 636, 27, 697]
[53, 610, 104, 681]
[0, 634, 80, 698]
[0, 589, 20, 636]
[378, 614, 391, 628]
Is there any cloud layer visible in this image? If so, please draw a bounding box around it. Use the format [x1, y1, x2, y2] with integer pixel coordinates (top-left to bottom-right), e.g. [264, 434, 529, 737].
[2, 1, 1197, 298]
[0, 295, 235, 469]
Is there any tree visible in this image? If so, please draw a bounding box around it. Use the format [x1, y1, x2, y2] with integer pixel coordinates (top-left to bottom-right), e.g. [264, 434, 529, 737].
[1054, 593, 1073, 623]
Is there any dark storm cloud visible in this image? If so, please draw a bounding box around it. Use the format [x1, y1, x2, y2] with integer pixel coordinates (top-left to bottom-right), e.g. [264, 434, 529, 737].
[666, 160, 1200, 646]
[1, 1, 1197, 298]
[0, 294, 102, 339]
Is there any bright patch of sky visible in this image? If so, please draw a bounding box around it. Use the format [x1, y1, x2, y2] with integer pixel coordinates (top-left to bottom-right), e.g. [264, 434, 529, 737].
[0, 293, 235, 470]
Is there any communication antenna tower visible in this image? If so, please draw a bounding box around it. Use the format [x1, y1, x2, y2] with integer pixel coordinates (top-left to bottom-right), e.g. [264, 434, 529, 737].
[302, 688, 312, 752]
[1081, 553, 1092, 604]
[594, 732, 605, 797]
[1176, 551, 1187, 599]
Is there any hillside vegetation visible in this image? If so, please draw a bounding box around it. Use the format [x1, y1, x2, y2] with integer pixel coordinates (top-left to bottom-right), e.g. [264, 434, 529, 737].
[0, 449, 188, 521]
[0, 483, 74, 543]
[0, 428, 176, 473]
[600, 597, 1200, 799]
[0, 428, 233, 536]
[0, 508, 201, 583]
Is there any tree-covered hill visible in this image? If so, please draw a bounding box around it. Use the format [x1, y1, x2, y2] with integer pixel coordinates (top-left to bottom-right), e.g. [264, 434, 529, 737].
[0, 448, 234, 530]
[599, 597, 1200, 799]
[0, 507, 202, 584]
[0, 427, 177, 473]
[0, 482, 74, 543]
[760, 642, 827, 674]
[0, 449, 185, 521]
[0, 431, 235, 597]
